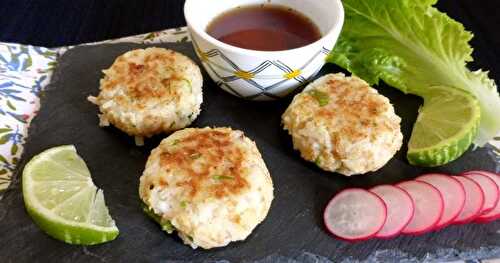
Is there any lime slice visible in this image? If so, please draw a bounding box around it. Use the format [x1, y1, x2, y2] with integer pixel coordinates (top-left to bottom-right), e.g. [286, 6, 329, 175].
[408, 86, 480, 166]
[22, 145, 119, 245]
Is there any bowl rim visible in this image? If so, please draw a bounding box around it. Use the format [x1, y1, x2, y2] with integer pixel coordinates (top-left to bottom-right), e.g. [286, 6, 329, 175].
[183, 0, 345, 56]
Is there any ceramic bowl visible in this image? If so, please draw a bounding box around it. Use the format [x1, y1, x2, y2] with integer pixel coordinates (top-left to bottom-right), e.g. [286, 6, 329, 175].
[184, 0, 344, 101]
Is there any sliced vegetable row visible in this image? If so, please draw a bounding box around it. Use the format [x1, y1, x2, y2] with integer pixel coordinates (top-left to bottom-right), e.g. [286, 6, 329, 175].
[323, 170, 500, 241]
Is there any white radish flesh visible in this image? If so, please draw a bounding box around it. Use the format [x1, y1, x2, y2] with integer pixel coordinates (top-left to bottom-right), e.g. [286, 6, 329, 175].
[370, 185, 415, 238]
[416, 174, 466, 229]
[453, 176, 485, 224]
[323, 189, 387, 241]
[397, 181, 444, 235]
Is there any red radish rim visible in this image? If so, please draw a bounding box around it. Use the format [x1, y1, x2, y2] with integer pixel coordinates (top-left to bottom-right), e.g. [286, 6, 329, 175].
[476, 195, 500, 222]
[370, 185, 415, 239]
[323, 188, 387, 241]
[415, 173, 466, 230]
[462, 170, 499, 177]
[463, 171, 500, 223]
[452, 176, 486, 224]
[462, 172, 500, 215]
[475, 214, 500, 223]
[397, 180, 444, 236]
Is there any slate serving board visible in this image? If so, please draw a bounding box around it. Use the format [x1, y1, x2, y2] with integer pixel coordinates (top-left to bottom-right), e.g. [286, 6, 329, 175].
[1, 42, 499, 263]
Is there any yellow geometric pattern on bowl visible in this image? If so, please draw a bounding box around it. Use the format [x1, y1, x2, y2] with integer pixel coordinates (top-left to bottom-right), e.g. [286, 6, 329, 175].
[284, 70, 302, 80]
[191, 38, 331, 99]
[234, 70, 255, 80]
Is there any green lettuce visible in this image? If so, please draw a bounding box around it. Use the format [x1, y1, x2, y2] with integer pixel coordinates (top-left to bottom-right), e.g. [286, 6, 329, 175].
[327, 0, 500, 146]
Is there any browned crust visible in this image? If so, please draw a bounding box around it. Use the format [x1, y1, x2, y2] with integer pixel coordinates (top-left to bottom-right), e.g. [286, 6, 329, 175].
[159, 129, 250, 199]
[313, 78, 393, 141]
[101, 49, 188, 104]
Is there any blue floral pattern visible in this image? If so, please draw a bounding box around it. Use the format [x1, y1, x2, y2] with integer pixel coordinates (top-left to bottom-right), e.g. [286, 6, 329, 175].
[0, 43, 57, 194]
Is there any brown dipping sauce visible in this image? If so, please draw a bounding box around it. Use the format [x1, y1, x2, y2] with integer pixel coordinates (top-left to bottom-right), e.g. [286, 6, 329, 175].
[206, 4, 322, 51]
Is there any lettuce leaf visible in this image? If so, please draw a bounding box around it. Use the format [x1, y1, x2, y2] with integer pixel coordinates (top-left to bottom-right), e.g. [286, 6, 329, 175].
[327, 0, 500, 146]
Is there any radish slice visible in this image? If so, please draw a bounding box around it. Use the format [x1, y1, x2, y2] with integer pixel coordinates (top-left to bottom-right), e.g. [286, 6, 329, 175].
[397, 181, 444, 235]
[416, 174, 466, 229]
[324, 188, 387, 241]
[463, 171, 500, 223]
[370, 185, 415, 239]
[463, 172, 499, 214]
[453, 176, 485, 224]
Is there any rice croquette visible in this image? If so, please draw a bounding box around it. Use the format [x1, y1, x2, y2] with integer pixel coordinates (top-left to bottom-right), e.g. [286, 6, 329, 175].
[282, 73, 403, 176]
[139, 127, 274, 249]
[88, 47, 203, 145]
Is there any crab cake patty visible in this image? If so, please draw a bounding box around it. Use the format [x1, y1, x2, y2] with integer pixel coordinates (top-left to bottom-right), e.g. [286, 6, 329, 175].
[282, 73, 403, 176]
[88, 47, 203, 143]
[139, 127, 274, 249]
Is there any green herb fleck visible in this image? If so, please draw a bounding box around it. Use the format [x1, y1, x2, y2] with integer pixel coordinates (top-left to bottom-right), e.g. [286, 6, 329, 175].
[213, 175, 235, 180]
[166, 66, 176, 73]
[314, 157, 322, 167]
[161, 221, 175, 234]
[190, 153, 202, 159]
[142, 202, 175, 234]
[309, 90, 330, 106]
[187, 235, 194, 241]
[181, 78, 193, 92]
[172, 139, 180, 146]
[180, 201, 188, 208]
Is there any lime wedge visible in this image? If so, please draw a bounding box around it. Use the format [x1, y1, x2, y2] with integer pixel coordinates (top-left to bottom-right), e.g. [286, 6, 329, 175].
[22, 145, 119, 245]
[408, 86, 480, 166]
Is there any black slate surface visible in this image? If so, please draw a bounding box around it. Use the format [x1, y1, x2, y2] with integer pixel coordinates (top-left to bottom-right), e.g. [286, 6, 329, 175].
[0, 42, 499, 263]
